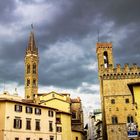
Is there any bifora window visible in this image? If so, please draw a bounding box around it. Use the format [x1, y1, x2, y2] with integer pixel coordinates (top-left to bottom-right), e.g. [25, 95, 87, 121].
[33, 63, 36, 74]
[56, 126, 62, 132]
[14, 117, 22, 129]
[112, 116, 118, 124]
[127, 116, 134, 123]
[27, 64, 30, 74]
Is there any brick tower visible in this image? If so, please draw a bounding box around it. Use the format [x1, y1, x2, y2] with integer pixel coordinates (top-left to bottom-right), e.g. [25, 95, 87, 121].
[25, 30, 39, 100]
[96, 42, 140, 140]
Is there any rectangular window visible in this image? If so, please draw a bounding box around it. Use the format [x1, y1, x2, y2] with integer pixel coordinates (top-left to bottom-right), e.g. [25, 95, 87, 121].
[72, 112, 76, 119]
[14, 117, 22, 129]
[50, 136, 54, 140]
[15, 105, 22, 112]
[26, 106, 33, 113]
[35, 108, 41, 115]
[56, 126, 62, 132]
[39, 138, 43, 140]
[15, 138, 19, 140]
[56, 118, 61, 124]
[125, 98, 129, 103]
[26, 119, 31, 130]
[35, 119, 40, 131]
[49, 121, 53, 132]
[111, 99, 115, 104]
[48, 110, 54, 117]
[26, 138, 30, 140]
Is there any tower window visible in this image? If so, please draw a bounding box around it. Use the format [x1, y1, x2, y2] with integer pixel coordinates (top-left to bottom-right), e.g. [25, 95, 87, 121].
[111, 99, 115, 104]
[125, 98, 129, 103]
[112, 116, 118, 124]
[33, 63, 36, 74]
[27, 79, 30, 86]
[103, 51, 108, 68]
[27, 64, 30, 74]
[127, 116, 134, 123]
[33, 79, 36, 87]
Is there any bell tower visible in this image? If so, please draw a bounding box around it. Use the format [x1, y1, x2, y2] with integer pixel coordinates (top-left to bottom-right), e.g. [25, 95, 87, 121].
[96, 42, 114, 73]
[25, 29, 39, 100]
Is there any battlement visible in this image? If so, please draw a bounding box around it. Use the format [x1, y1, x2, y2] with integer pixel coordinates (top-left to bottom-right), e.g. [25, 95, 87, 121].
[100, 63, 140, 80]
[96, 42, 112, 52]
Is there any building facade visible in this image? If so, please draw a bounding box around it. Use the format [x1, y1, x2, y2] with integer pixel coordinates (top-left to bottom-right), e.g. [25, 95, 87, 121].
[96, 42, 140, 140]
[0, 92, 57, 140]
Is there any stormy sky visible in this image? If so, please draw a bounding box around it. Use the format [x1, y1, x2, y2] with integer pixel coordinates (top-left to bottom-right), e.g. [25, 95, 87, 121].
[0, 0, 140, 118]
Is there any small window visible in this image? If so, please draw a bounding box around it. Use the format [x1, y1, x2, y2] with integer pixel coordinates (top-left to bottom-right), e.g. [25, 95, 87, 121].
[127, 116, 134, 123]
[56, 126, 62, 132]
[56, 118, 61, 124]
[26, 138, 30, 140]
[35, 119, 40, 131]
[15, 105, 22, 112]
[125, 98, 129, 103]
[50, 136, 54, 140]
[49, 121, 53, 132]
[33, 63, 36, 74]
[33, 79, 36, 87]
[15, 138, 19, 140]
[26, 119, 31, 130]
[27, 79, 30, 86]
[39, 138, 43, 140]
[48, 110, 54, 117]
[26, 106, 32, 113]
[111, 99, 115, 104]
[72, 112, 76, 119]
[14, 117, 22, 129]
[35, 108, 41, 115]
[27, 64, 30, 74]
[112, 116, 118, 124]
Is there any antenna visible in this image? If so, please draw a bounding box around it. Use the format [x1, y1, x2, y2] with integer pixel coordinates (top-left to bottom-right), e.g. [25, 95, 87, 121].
[3, 80, 5, 91]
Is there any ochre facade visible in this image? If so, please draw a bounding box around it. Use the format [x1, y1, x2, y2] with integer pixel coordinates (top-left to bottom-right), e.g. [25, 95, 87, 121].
[96, 42, 140, 140]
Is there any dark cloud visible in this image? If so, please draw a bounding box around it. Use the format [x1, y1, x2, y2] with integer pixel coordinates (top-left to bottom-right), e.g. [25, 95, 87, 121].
[0, 0, 139, 90]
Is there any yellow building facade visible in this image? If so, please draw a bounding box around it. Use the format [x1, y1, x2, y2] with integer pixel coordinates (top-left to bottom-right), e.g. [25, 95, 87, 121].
[96, 42, 140, 140]
[0, 92, 57, 140]
[39, 91, 84, 140]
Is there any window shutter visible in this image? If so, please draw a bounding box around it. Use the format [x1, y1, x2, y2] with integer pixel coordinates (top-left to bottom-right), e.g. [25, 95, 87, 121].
[14, 119, 16, 128]
[20, 120, 22, 129]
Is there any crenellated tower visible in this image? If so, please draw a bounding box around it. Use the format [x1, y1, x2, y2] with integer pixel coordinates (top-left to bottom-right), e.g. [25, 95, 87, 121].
[96, 41, 140, 140]
[25, 30, 39, 100]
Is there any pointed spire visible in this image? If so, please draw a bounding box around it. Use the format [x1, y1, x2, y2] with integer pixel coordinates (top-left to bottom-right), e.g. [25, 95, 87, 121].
[26, 25, 38, 55]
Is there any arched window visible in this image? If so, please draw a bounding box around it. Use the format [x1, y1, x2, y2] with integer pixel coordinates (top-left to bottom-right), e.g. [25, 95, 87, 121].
[33, 63, 36, 74]
[33, 79, 36, 87]
[103, 51, 108, 68]
[127, 116, 134, 123]
[27, 79, 30, 86]
[27, 64, 30, 74]
[112, 116, 118, 124]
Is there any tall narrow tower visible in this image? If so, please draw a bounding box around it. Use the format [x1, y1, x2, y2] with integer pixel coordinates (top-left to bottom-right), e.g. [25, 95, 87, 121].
[25, 29, 39, 100]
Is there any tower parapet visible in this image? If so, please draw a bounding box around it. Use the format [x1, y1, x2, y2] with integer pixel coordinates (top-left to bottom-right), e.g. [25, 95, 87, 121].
[100, 63, 140, 80]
